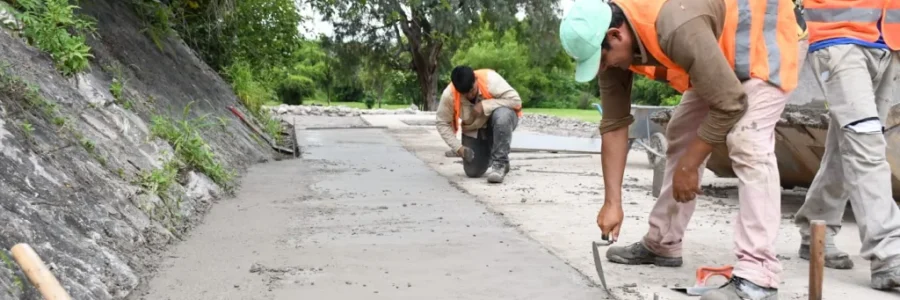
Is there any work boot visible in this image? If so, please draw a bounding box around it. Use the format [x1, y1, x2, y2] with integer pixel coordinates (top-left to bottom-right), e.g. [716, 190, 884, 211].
[872, 266, 900, 290]
[486, 162, 509, 183]
[699, 276, 777, 300]
[605, 241, 682, 267]
[798, 243, 854, 269]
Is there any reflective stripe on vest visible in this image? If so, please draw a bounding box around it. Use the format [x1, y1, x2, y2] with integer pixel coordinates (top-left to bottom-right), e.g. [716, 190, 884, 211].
[804, 0, 900, 49]
[448, 69, 523, 134]
[616, 0, 800, 94]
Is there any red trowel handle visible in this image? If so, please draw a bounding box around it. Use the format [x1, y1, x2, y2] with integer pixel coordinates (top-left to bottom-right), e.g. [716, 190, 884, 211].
[696, 265, 734, 286]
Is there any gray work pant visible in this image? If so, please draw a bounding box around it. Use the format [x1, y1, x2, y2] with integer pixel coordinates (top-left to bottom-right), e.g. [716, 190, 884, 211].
[795, 44, 900, 272]
[462, 106, 518, 178]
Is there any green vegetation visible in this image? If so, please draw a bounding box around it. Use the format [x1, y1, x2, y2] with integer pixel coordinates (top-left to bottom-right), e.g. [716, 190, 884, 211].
[12, 0, 96, 76]
[136, 155, 184, 234]
[148, 103, 235, 193]
[0, 250, 23, 296]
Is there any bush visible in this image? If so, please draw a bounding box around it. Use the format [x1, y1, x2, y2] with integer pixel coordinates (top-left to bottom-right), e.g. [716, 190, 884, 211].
[223, 60, 272, 116]
[14, 0, 96, 76]
[363, 94, 375, 109]
[276, 75, 315, 105]
[333, 81, 364, 102]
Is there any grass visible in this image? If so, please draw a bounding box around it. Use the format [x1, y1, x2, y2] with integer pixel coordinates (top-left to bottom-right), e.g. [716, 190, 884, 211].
[523, 108, 601, 123]
[273, 98, 602, 123]
[301, 100, 410, 110]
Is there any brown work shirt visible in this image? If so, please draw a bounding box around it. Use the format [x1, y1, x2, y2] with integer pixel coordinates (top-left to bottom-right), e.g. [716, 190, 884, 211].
[435, 70, 522, 152]
[599, 0, 747, 145]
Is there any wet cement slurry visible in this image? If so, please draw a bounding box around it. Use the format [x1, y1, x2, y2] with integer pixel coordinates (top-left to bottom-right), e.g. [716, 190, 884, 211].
[136, 119, 606, 299]
[379, 115, 900, 299]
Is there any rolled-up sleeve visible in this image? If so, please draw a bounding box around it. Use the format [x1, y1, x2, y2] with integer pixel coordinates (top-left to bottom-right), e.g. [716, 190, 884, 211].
[662, 17, 747, 144]
[598, 67, 636, 135]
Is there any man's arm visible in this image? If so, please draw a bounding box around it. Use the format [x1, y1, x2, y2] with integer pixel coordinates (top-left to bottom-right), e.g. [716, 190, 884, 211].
[598, 67, 636, 208]
[480, 71, 522, 115]
[435, 87, 463, 152]
[662, 16, 748, 169]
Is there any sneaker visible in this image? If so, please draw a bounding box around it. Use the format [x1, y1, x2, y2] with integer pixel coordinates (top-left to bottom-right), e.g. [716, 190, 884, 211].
[605, 241, 682, 267]
[871, 266, 900, 290]
[486, 162, 509, 183]
[798, 244, 854, 269]
[699, 276, 777, 300]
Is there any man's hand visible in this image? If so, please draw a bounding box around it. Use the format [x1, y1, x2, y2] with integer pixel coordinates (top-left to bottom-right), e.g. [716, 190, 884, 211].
[671, 138, 714, 202]
[457, 146, 475, 162]
[597, 202, 624, 242]
[473, 101, 484, 116]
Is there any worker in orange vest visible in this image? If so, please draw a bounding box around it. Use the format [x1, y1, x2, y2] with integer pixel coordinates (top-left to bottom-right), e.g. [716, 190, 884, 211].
[792, 0, 900, 290]
[435, 66, 524, 183]
[559, 0, 801, 298]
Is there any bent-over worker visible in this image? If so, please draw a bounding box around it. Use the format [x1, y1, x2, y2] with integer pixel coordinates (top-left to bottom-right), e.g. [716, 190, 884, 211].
[435, 66, 523, 184]
[559, 0, 800, 298]
[792, 0, 900, 290]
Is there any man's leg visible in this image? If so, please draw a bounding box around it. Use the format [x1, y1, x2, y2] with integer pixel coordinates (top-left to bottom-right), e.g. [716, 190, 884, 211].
[794, 116, 854, 269]
[606, 90, 708, 267]
[462, 132, 492, 178]
[700, 78, 787, 300]
[485, 107, 519, 183]
[834, 48, 900, 290]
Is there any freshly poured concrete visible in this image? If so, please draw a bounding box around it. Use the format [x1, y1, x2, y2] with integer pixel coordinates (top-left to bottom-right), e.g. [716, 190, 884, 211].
[134, 117, 605, 300]
[381, 114, 900, 299]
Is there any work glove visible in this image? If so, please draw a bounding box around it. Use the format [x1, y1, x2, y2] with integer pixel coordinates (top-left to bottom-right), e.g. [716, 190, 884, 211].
[457, 146, 475, 162]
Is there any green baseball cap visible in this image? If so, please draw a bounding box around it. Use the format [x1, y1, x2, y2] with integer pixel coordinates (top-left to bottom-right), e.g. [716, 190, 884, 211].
[559, 0, 613, 83]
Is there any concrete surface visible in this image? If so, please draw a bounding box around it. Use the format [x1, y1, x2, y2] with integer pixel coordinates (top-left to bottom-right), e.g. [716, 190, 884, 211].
[374, 114, 900, 300]
[133, 117, 605, 300]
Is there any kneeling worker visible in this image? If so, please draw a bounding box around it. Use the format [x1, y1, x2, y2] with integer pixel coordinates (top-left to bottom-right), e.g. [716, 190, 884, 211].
[559, 0, 800, 298]
[435, 66, 523, 183]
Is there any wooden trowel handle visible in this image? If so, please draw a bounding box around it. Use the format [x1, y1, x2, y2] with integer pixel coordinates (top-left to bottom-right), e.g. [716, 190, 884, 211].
[10, 243, 71, 300]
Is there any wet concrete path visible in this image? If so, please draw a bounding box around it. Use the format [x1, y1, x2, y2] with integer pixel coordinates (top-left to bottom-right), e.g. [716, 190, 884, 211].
[134, 124, 605, 300]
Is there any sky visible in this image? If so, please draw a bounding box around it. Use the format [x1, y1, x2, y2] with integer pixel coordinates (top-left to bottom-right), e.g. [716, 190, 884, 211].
[297, 0, 577, 39]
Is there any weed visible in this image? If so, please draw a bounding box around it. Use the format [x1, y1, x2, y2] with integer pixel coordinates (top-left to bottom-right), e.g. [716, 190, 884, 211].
[110, 78, 124, 101]
[13, 0, 96, 76]
[20, 121, 33, 140]
[0, 251, 23, 295]
[80, 138, 95, 153]
[137, 157, 184, 233]
[52, 116, 66, 127]
[131, 0, 176, 51]
[149, 103, 235, 193]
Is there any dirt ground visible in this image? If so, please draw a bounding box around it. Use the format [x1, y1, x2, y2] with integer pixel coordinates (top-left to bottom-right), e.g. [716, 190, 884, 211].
[363, 114, 900, 299]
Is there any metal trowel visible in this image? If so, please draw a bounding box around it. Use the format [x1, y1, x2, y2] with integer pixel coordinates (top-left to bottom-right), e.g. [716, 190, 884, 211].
[591, 235, 614, 295]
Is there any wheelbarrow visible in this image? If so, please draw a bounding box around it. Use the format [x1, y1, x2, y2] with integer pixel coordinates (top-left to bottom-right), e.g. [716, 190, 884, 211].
[593, 103, 672, 166]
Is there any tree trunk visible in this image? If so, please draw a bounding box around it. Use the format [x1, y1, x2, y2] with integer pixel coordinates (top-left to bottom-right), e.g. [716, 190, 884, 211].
[415, 68, 439, 111]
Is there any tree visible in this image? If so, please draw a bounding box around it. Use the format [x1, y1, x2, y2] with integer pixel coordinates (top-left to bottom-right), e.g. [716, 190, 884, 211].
[308, 0, 562, 111]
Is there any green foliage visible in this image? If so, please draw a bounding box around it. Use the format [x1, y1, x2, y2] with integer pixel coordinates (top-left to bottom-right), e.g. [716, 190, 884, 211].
[110, 78, 124, 101]
[223, 60, 271, 116]
[169, 0, 302, 71]
[363, 94, 375, 109]
[276, 75, 315, 105]
[13, 0, 96, 76]
[131, 0, 177, 51]
[149, 104, 235, 192]
[630, 77, 680, 106]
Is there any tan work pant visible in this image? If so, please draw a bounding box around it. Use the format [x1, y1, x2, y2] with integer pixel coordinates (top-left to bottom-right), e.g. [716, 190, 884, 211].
[641, 80, 789, 288]
[794, 44, 900, 273]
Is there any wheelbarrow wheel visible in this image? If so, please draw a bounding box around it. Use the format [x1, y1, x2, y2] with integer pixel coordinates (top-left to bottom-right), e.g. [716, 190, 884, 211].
[647, 132, 667, 165]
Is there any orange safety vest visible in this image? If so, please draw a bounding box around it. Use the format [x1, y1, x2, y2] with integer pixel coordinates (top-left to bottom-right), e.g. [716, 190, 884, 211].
[615, 0, 800, 94]
[803, 0, 900, 50]
[448, 69, 523, 133]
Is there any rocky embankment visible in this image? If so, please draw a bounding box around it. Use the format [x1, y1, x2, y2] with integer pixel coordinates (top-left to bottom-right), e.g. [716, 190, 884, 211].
[0, 1, 273, 299]
[266, 104, 600, 138]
